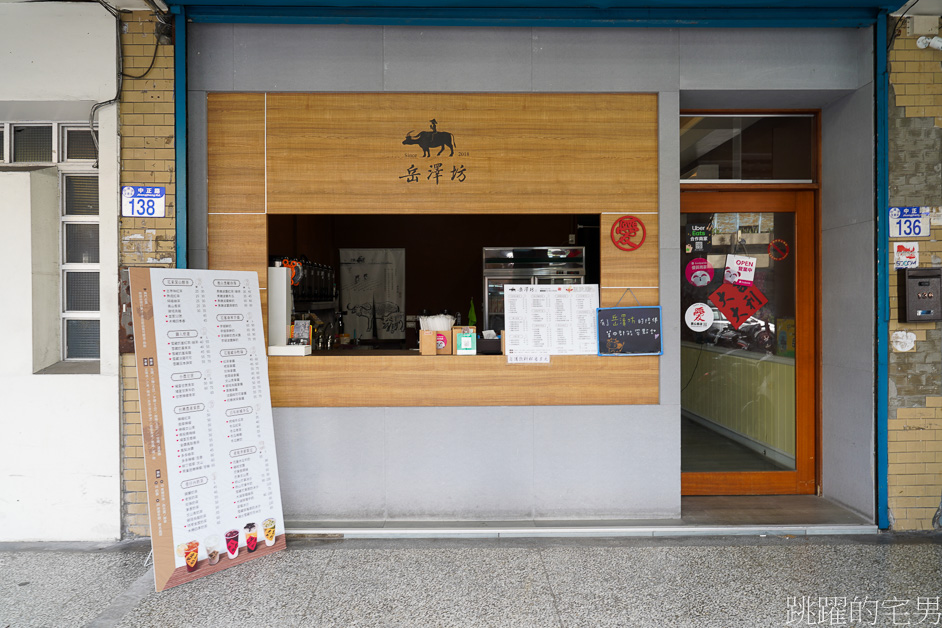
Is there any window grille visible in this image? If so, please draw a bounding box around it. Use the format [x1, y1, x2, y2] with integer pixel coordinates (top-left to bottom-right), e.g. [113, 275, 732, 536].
[65, 224, 100, 264]
[61, 171, 100, 360]
[1, 121, 101, 362]
[64, 127, 98, 160]
[65, 176, 99, 216]
[65, 320, 100, 359]
[65, 271, 100, 311]
[13, 125, 53, 162]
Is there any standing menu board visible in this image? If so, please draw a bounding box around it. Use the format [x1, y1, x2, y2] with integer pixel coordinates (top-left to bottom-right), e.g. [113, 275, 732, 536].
[504, 284, 599, 356]
[129, 268, 286, 591]
[597, 306, 663, 356]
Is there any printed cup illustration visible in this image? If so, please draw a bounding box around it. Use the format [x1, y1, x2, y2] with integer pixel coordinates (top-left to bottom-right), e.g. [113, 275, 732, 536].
[245, 522, 258, 553]
[263, 518, 277, 547]
[204, 536, 221, 565]
[176, 540, 200, 573]
[225, 529, 240, 559]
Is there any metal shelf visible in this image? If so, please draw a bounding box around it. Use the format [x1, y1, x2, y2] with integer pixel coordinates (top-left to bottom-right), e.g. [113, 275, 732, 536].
[293, 298, 339, 312]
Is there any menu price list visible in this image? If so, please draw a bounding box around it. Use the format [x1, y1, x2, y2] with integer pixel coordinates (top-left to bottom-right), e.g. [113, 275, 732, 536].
[132, 269, 285, 589]
[504, 284, 599, 357]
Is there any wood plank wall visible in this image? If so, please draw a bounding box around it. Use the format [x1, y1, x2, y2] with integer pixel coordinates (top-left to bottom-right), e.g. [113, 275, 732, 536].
[206, 92, 661, 407]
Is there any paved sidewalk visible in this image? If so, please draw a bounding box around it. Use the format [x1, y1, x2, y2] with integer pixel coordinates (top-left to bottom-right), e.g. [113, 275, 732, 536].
[2, 534, 941, 627]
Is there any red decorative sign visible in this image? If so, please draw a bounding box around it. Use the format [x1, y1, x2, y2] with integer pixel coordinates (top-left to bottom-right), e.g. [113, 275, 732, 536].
[708, 282, 768, 330]
[610, 215, 647, 251]
[768, 239, 789, 261]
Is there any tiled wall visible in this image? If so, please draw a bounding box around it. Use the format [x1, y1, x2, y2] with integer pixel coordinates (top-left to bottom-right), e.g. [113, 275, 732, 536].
[890, 28, 942, 128]
[887, 20, 942, 531]
[120, 12, 175, 537]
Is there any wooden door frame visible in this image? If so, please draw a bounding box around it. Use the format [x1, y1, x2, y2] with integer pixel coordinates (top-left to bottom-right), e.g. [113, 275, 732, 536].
[680, 189, 817, 495]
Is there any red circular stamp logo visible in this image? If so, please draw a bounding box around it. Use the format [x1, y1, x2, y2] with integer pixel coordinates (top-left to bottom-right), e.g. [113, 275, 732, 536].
[768, 238, 789, 261]
[611, 215, 646, 251]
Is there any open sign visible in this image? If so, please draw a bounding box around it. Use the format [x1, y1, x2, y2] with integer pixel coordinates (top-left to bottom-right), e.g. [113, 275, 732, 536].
[724, 254, 756, 287]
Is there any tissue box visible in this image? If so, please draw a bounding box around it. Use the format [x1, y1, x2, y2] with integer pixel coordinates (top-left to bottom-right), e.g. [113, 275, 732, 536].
[477, 338, 502, 355]
[452, 326, 477, 355]
[419, 330, 437, 356]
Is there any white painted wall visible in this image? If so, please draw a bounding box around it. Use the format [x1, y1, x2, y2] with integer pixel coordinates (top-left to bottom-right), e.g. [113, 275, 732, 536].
[0, 3, 120, 541]
[0, 4, 117, 103]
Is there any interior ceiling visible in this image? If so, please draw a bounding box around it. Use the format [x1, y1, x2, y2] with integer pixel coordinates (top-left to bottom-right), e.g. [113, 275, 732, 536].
[679, 117, 762, 174]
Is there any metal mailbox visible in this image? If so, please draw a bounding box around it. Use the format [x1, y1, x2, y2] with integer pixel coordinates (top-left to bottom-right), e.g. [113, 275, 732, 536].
[898, 268, 942, 323]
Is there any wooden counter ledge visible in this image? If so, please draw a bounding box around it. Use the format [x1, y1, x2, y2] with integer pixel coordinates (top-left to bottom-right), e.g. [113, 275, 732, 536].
[268, 353, 658, 407]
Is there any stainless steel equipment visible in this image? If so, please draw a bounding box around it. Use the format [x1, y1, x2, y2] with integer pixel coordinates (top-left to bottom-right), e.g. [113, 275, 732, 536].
[482, 246, 586, 333]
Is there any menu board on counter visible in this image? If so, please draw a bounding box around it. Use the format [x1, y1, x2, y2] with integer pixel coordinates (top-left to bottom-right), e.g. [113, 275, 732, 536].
[597, 306, 663, 356]
[504, 284, 599, 357]
[129, 268, 286, 592]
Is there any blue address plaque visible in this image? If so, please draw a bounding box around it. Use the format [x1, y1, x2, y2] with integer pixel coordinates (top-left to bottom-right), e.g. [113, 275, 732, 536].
[122, 186, 167, 218]
[889, 206, 929, 239]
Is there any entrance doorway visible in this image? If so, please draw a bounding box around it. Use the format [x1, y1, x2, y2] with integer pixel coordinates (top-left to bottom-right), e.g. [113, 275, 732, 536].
[680, 191, 816, 495]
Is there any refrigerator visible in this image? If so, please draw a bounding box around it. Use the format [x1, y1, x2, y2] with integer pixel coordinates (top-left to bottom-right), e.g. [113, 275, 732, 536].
[482, 246, 586, 333]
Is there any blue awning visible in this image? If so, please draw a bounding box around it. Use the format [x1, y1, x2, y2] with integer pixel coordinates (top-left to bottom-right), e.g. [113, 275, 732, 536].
[165, 0, 905, 8]
[165, 0, 907, 27]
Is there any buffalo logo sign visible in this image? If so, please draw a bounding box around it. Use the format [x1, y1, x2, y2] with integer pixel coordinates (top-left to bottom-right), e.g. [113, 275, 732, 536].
[402, 119, 456, 158]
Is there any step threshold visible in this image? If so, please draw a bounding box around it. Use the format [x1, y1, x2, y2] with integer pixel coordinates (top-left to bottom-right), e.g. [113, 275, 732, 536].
[285, 523, 879, 539]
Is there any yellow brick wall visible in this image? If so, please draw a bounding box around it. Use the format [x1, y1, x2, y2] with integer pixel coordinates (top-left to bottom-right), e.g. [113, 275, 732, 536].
[887, 224, 942, 531]
[890, 24, 942, 127]
[887, 20, 942, 532]
[120, 12, 175, 538]
[887, 404, 942, 530]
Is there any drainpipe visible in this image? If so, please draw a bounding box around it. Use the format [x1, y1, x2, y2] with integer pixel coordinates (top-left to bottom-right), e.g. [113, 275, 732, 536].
[173, 4, 187, 269]
[876, 10, 890, 530]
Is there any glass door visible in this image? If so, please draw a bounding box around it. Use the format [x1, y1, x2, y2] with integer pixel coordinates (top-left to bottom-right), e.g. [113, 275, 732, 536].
[681, 191, 815, 495]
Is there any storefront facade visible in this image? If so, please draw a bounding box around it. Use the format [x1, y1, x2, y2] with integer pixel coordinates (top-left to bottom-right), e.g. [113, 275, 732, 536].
[182, 10, 882, 525]
[6, 0, 942, 540]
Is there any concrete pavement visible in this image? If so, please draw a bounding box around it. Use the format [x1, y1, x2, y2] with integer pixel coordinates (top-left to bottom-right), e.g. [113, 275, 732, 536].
[2, 534, 941, 627]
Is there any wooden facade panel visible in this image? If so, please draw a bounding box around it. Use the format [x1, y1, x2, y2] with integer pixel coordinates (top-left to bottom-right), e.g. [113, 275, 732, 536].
[207, 213, 268, 290]
[600, 287, 659, 307]
[207, 93, 266, 213]
[205, 93, 662, 407]
[269, 354, 658, 407]
[679, 190, 799, 214]
[600, 213, 659, 288]
[266, 93, 658, 215]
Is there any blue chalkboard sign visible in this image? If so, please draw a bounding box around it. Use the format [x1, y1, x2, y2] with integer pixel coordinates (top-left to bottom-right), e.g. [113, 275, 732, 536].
[597, 306, 663, 356]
